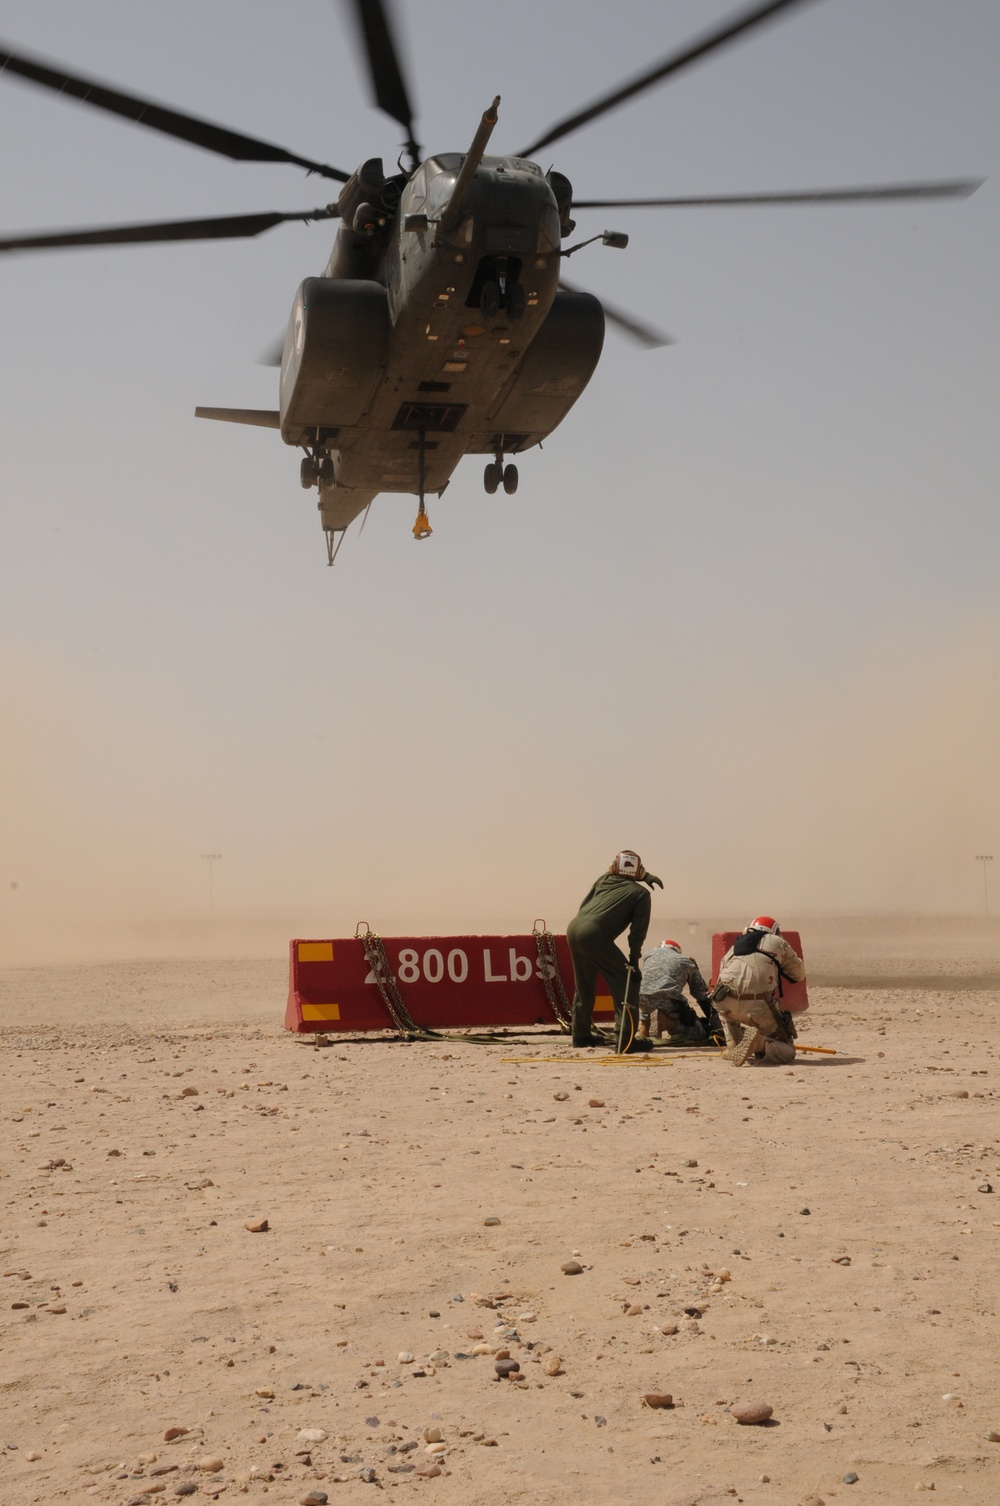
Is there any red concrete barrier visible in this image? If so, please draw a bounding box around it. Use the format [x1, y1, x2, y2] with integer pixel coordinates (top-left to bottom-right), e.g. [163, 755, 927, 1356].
[285, 933, 620, 1035]
[711, 930, 809, 1013]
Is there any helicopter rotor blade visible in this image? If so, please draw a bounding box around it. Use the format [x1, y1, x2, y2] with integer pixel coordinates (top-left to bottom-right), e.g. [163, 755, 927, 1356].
[0, 42, 350, 182]
[519, 0, 821, 158]
[560, 275, 673, 350]
[345, 0, 421, 167]
[0, 207, 339, 255]
[572, 180, 984, 209]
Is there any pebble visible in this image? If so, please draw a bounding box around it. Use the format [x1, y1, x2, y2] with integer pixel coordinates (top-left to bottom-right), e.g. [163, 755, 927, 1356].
[301, 1494, 329, 1505]
[180, 1086, 199, 1098]
[483, 1217, 501, 1227]
[660, 1324, 679, 1336]
[730, 1400, 773, 1425]
[985, 1431, 1000, 1442]
[255, 1387, 275, 1399]
[25, 1450, 41, 1461]
[163, 1428, 188, 1442]
[643, 1394, 673, 1409]
[684, 1159, 698, 1167]
[588, 1099, 605, 1109]
[561, 1260, 584, 1275]
[625, 1304, 643, 1317]
[415, 1463, 441, 1478]
[495, 1358, 520, 1378]
[397, 1352, 414, 1364]
[360, 1467, 378, 1483]
[425, 1443, 446, 1456]
[543, 1356, 563, 1376]
[800, 1207, 811, 1215]
[423, 1428, 442, 1443]
[245, 1218, 269, 1233]
[832, 1255, 852, 1266]
[297, 1429, 327, 1444]
[715, 1268, 731, 1281]
[197, 1457, 224, 1472]
[174, 1487, 198, 1498]
[978, 1183, 993, 1194]
[843, 1472, 860, 1484]
[519, 1311, 537, 1322]
[554, 1092, 569, 1101]
[800, 1497, 826, 1506]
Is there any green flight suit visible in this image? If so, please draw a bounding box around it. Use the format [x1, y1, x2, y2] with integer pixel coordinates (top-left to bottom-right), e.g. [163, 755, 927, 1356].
[567, 872, 651, 1045]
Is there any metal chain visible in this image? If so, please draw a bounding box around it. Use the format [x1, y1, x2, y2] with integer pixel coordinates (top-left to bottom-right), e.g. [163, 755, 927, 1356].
[532, 920, 572, 1032]
[355, 923, 429, 1038]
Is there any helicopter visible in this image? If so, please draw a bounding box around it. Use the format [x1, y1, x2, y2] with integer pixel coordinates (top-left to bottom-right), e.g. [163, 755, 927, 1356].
[0, 0, 982, 564]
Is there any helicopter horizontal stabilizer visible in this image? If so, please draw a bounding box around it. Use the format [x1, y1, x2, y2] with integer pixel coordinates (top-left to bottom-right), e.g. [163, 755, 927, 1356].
[195, 407, 280, 428]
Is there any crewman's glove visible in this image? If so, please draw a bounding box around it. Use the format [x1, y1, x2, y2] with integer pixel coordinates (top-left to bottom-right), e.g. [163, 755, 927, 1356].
[642, 872, 663, 890]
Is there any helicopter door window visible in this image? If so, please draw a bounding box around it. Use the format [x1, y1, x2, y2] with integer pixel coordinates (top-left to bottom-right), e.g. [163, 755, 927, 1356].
[404, 168, 427, 215]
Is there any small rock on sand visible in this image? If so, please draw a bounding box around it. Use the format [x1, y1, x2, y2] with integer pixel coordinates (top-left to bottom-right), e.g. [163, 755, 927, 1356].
[197, 1457, 224, 1472]
[588, 1099, 605, 1108]
[297, 1429, 327, 1444]
[483, 1217, 501, 1227]
[543, 1356, 562, 1376]
[163, 1428, 189, 1442]
[245, 1217, 269, 1233]
[730, 1400, 773, 1424]
[554, 1092, 569, 1101]
[561, 1260, 583, 1275]
[301, 1493, 329, 1505]
[643, 1394, 673, 1408]
[415, 1463, 441, 1478]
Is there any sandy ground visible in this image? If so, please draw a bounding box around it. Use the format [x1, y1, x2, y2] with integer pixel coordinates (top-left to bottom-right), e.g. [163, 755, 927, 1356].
[3, 960, 1000, 1506]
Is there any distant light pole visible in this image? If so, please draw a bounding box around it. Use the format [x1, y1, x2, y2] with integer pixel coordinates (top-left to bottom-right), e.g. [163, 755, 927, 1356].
[201, 853, 222, 916]
[976, 855, 993, 914]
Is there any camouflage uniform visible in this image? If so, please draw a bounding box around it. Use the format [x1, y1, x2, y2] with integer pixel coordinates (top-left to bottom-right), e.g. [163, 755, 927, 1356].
[715, 932, 805, 1064]
[638, 946, 713, 1038]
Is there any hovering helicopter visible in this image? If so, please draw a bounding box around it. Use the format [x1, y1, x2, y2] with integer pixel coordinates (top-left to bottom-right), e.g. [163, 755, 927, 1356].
[0, 0, 982, 564]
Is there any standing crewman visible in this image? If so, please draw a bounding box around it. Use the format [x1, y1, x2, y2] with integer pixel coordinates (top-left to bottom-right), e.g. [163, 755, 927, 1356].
[567, 851, 663, 1051]
[712, 916, 805, 1066]
[637, 939, 719, 1046]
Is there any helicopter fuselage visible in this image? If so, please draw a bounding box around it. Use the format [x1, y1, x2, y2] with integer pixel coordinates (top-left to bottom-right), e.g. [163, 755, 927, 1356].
[277, 153, 605, 536]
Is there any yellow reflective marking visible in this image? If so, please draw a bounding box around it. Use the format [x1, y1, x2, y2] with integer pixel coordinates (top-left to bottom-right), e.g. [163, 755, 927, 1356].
[301, 1003, 341, 1021]
[594, 994, 614, 1014]
[298, 942, 334, 963]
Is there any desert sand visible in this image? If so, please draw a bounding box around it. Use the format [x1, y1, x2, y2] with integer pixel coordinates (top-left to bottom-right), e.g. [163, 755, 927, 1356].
[3, 932, 1000, 1505]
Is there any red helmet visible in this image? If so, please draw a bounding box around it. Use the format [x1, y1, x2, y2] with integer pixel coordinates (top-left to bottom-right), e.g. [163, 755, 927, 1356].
[661, 939, 682, 951]
[749, 915, 780, 934]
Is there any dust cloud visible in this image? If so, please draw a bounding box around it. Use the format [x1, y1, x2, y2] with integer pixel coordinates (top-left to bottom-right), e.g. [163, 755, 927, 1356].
[1, 619, 998, 966]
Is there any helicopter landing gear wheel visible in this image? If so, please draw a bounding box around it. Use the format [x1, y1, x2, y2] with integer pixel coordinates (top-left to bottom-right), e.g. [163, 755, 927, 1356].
[483, 462, 501, 495]
[480, 279, 500, 321]
[502, 463, 519, 495]
[507, 281, 526, 321]
[300, 456, 318, 489]
[318, 457, 335, 485]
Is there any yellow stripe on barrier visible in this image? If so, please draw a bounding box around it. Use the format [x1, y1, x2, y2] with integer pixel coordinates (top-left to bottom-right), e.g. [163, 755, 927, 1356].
[298, 942, 334, 963]
[301, 1003, 341, 1021]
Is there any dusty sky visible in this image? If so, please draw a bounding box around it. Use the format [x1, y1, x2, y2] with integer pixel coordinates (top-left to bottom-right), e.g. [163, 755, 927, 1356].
[1, 0, 998, 961]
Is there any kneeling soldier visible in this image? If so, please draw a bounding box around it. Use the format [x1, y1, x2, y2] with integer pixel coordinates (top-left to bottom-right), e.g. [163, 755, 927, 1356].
[637, 940, 718, 1045]
[713, 916, 805, 1066]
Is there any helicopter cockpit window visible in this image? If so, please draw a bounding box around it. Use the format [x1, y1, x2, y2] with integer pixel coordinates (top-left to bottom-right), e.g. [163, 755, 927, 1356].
[426, 166, 460, 219]
[404, 167, 427, 214]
